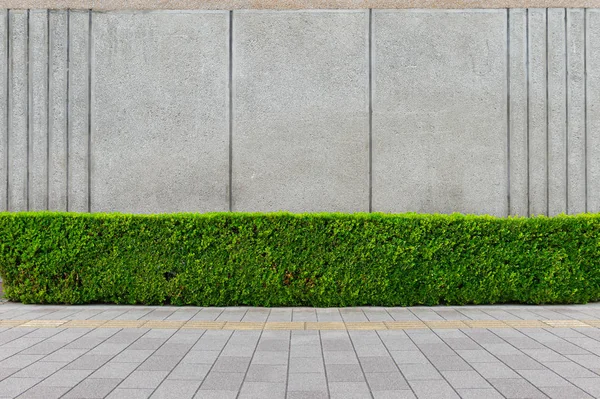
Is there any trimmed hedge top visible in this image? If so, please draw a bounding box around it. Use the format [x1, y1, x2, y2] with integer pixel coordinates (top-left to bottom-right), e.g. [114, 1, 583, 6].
[0, 212, 599, 306]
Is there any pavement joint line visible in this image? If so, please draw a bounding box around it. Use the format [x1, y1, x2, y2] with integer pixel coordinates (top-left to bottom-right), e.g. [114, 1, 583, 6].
[1, 319, 600, 330]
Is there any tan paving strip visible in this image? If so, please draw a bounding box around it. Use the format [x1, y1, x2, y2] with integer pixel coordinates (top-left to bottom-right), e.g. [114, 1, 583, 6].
[1, 319, 600, 330]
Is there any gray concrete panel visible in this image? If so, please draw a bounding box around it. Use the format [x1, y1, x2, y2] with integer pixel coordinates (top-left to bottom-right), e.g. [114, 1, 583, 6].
[29, 10, 48, 211]
[527, 8, 548, 216]
[372, 10, 507, 215]
[547, 8, 567, 216]
[68, 10, 89, 212]
[8, 10, 28, 211]
[588, 10, 600, 213]
[232, 10, 369, 213]
[91, 11, 229, 213]
[566, 9, 586, 214]
[48, 10, 67, 211]
[509, 8, 528, 216]
[0, 10, 6, 211]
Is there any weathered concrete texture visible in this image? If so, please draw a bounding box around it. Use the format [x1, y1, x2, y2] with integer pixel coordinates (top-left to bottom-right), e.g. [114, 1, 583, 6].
[68, 10, 89, 212]
[589, 10, 600, 213]
[0, 10, 6, 212]
[29, 10, 49, 211]
[547, 8, 567, 216]
[232, 11, 369, 213]
[48, 10, 68, 211]
[2, 0, 600, 10]
[527, 9, 547, 217]
[567, 9, 586, 215]
[91, 11, 229, 213]
[8, 10, 28, 212]
[509, 8, 528, 216]
[372, 10, 507, 215]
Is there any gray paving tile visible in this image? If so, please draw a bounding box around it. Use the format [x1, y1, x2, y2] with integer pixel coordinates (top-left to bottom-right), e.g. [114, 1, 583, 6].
[488, 378, 547, 398]
[251, 351, 289, 365]
[366, 371, 409, 391]
[426, 355, 472, 371]
[518, 369, 572, 387]
[129, 338, 169, 351]
[321, 339, 354, 352]
[287, 372, 327, 392]
[390, 350, 430, 365]
[167, 363, 212, 380]
[0, 367, 19, 380]
[245, 364, 287, 382]
[63, 378, 122, 398]
[359, 356, 397, 373]
[119, 370, 170, 389]
[539, 385, 594, 399]
[151, 379, 201, 399]
[12, 361, 66, 378]
[290, 345, 322, 358]
[329, 381, 371, 398]
[522, 349, 569, 362]
[138, 355, 181, 371]
[212, 356, 251, 373]
[20, 341, 66, 355]
[286, 392, 328, 399]
[398, 362, 443, 380]
[111, 349, 154, 363]
[64, 354, 112, 371]
[91, 362, 139, 379]
[354, 344, 390, 357]
[289, 357, 325, 373]
[194, 390, 237, 399]
[107, 388, 154, 399]
[181, 350, 220, 364]
[200, 372, 245, 391]
[42, 349, 88, 363]
[372, 391, 416, 399]
[544, 361, 599, 378]
[0, 355, 44, 369]
[221, 344, 256, 357]
[471, 362, 521, 379]
[568, 377, 600, 397]
[17, 385, 71, 399]
[455, 388, 505, 399]
[154, 343, 194, 357]
[408, 379, 460, 399]
[238, 382, 286, 399]
[256, 339, 289, 352]
[0, 377, 41, 398]
[442, 370, 491, 389]
[566, 354, 600, 369]
[39, 369, 93, 387]
[497, 354, 545, 370]
[323, 351, 358, 365]
[326, 363, 365, 382]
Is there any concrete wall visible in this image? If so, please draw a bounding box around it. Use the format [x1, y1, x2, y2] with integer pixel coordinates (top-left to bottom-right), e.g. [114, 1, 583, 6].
[1, 8, 600, 216]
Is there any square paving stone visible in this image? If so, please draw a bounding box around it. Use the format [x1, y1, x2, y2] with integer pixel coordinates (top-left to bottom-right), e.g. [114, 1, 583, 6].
[168, 363, 211, 380]
[398, 363, 442, 380]
[518, 369, 572, 387]
[539, 385, 595, 399]
[111, 350, 154, 363]
[0, 355, 44, 369]
[0, 377, 41, 397]
[359, 357, 397, 373]
[326, 364, 365, 382]
[354, 345, 390, 357]
[456, 350, 498, 363]
[119, 370, 169, 389]
[91, 362, 139, 379]
[289, 357, 325, 373]
[569, 378, 600, 397]
[212, 356, 251, 373]
[488, 378, 548, 398]
[256, 339, 290, 352]
[182, 351, 221, 364]
[245, 364, 287, 382]
[321, 339, 354, 352]
[456, 388, 504, 399]
[408, 380, 460, 399]
[471, 362, 521, 379]
[63, 378, 122, 398]
[372, 391, 416, 399]
[200, 372, 245, 391]
[290, 345, 322, 358]
[329, 381, 371, 399]
[427, 355, 472, 371]
[43, 349, 88, 363]
[497, 354, 545, 370]
[138, 356, 181, 371]
[286, 392, 328, 399]
[366, 372, 409, 390]
[18, 385, 71, 399]
[151, 379, 201, 399]
[194, 391, 237, 399]
[545, 362, 599, 378]
[323, 351, 359, 365]
[13, 361, 67, 378]
[64, 355, 112, 371]
[442, 370, 491, 389]
[390, 351, 429, 364]
[106, 388, 154, 399]
[251, 351, 289, 365]
[287, 373, 327, 391]
[39, 369, 93, 387]
[238, 382, 286, 399]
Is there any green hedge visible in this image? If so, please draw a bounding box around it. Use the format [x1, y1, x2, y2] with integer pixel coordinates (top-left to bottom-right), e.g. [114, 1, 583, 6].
[0, 212, 599, 306]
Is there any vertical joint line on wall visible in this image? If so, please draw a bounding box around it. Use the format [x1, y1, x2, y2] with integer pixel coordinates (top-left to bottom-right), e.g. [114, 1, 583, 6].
[26, 10, 30, 211]
[65, 9, 70, 212]
[46, 9, 50, 210]
[506, 9, 511, 216]
[584, 8, 588, 213]
[87, 9, 92, 213]
[545, 8, 549, 216]
[565, 9, 569, 214]
[526, 8, 530, 217]
[5, 10, 9, 211]
[228, 10, 233, 212]
[368, 8, 373, 213]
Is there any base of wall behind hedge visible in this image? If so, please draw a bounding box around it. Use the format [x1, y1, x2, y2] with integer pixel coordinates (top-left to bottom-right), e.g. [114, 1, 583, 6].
[0, 212, 599, 306]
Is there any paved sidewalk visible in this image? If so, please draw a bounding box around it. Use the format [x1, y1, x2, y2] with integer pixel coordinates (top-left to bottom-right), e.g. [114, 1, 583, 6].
[2, 303, 600, 398]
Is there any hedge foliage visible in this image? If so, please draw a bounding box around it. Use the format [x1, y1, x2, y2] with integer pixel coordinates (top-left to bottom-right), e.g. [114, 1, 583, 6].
[0, 212, 599, 306]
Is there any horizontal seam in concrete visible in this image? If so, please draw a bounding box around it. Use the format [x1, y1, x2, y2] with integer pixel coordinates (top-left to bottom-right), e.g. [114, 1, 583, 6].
[2, 1, 600, 10]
